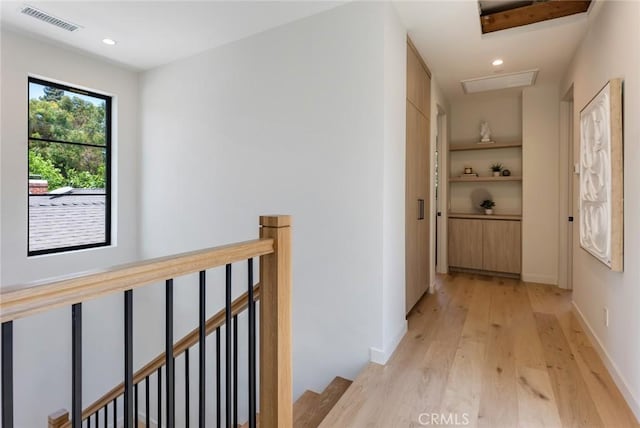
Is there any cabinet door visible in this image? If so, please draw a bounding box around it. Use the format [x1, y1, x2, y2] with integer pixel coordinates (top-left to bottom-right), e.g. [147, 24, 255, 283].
[407, 45, 430, 115]
[406, 100, 430, 312]
[448, 218, 483, 270]
[407, 45, 424, 112]
[482, 220, 521, 273]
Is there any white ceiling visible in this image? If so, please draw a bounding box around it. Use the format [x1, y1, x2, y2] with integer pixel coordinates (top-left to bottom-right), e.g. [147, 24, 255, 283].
[0, 1, 342, 70]
[1, 1, 591, 99]
[393, 0, 591, 99]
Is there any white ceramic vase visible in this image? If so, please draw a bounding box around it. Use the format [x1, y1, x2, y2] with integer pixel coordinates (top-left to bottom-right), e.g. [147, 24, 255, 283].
[485, 209, 493, 215]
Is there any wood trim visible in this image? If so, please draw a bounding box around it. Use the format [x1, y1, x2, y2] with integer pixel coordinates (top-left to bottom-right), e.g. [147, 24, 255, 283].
[407, 36, 431, 78]
[609, 78, 623, 272]
[0, 238, 274, 323]
[260, 216, 293, 428]
[449, 141, 522, 151]
[53, 284, 261, 426]
[480, 0, 591, 34]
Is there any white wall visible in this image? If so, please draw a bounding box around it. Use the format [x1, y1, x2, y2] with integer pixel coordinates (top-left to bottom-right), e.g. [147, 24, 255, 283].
[522, 84, 560, 285]
[378, 3, 408, 364]
[0, 30, 139, 426]
[449, 90, 522, 144]
[138, 3, 406, 419]
[561, 0, 640, 419]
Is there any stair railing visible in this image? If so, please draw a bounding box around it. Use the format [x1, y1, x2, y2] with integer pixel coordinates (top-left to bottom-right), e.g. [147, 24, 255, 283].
[0, 215, 292, 428]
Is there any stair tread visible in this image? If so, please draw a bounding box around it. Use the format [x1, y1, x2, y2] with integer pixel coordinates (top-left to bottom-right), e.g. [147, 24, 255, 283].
[318, 364, 384, 428]
[239, 376, 353, 428]
[293, 390, 322, 425]
[297, 376, 352, 428]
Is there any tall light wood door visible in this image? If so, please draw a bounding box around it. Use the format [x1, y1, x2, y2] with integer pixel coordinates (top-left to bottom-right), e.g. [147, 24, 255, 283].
[406, 40, 431, 313]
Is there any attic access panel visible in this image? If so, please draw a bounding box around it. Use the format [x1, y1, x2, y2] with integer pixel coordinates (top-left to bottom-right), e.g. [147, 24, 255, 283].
[461, 69, 538, 93]
[479, 0, 591, 34]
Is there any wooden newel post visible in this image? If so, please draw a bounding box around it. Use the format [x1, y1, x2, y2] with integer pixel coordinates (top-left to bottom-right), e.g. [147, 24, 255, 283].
[47, 409, 69, 428]
[259, 215, 292, 428]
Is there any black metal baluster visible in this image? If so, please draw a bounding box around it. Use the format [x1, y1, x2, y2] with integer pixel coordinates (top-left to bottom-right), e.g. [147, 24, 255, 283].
[199, 270, 206, 428]
[112, 398, 117, 428]
[72, 303, 82, 428]
[135, 383, 139, 428]
[185, 348, 190, 427]
[145, 376, 150, 428]
[216, 327, 221, 428]
[166, 278, 175, 428]
[124, 290, 133, 428]
[157, 368, 162, 428]
[94, 412, 98, 427]
[233, 314, 238, 428]
[87, 415, 90, 428]
[1, 321, 13, 428]
[225, 264, 232, 428]
[248, 258, 256, 428]
[103, 405, 107, 428]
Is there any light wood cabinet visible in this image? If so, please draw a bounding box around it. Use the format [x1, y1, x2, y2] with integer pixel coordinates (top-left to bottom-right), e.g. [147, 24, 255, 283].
[407, 42, 430, 116]
[405, 39, 431, 314]
[482, 220, 521, 274]
[448, 217, 521, 275]
[448, 218, 483, 270]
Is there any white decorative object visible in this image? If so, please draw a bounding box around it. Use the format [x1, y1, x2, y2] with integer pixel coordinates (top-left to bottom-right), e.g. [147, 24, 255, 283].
[480, 121, 492, 143]
[579, 79, 623, 271]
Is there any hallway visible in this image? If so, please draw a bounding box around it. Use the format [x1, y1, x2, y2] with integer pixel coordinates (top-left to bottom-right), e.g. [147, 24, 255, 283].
[321, 274, 638, 427]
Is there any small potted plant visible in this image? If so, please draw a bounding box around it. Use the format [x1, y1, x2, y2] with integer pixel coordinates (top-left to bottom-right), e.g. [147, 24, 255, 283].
[480, 199, 495, 215]
[490, 163, 503, 177]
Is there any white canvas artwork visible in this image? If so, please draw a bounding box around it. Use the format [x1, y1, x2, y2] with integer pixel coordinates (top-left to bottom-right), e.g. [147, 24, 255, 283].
[579, 79, 623, 271]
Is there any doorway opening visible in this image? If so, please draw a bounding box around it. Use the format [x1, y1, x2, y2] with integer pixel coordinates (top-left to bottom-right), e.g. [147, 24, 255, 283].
[559, 85, 574, 290]
[435, 106, 447, 275]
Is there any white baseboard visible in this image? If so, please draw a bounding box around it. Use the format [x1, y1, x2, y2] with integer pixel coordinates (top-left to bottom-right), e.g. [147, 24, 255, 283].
[572, 302, 640, 422]
[370, 321, 407, 365]
[521, 272, 558, 285]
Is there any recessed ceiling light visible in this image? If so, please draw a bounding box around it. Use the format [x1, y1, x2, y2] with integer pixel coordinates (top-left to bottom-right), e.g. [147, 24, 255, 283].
[102, 38, 117, 46]
[492, 59, 504, 66]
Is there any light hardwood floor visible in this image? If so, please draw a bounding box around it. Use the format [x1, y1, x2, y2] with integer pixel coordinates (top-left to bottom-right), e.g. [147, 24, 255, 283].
[320, 273, 639, 428]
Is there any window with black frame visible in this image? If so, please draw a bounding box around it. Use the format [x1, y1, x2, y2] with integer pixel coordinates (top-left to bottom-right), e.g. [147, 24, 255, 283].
[28, 77, 111, 255]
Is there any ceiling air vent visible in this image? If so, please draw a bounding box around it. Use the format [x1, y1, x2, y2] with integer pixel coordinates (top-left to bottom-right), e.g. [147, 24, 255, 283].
[461, 69, 538, 94]
[20, 5, 82, 32]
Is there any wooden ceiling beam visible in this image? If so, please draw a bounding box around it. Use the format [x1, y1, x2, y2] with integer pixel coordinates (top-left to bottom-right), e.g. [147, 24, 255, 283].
[480, 0, 591, 34]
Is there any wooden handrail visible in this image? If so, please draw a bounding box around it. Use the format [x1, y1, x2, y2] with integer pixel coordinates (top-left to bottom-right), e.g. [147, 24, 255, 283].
[0, 238, 274, 323]
[47, 409, 69, 428]
[35, 215, 292, 428]
[51, 284, 262, 426]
